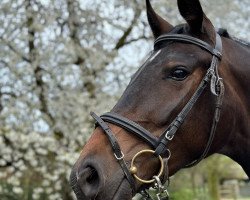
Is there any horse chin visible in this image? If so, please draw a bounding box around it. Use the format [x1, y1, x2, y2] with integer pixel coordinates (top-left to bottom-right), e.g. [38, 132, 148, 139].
[97, 178, 133, 200]
[111, 179, 133, 200]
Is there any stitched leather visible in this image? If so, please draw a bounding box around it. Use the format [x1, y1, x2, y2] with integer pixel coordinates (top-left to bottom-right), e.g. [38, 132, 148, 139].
[154, 34, 222, 59]
[90, 112, 136, 192]
[101, 113, 158, 148]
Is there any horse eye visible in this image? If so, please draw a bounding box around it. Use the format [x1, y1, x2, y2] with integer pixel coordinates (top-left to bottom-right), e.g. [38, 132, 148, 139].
[170, 67, 190, 81]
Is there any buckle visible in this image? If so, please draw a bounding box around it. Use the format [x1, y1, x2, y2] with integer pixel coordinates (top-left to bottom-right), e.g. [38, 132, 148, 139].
[165, 131, 174, 141]
[114, 152, 124, 161]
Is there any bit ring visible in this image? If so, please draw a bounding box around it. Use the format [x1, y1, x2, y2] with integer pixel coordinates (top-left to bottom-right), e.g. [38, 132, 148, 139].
[129, 149, 164, 184]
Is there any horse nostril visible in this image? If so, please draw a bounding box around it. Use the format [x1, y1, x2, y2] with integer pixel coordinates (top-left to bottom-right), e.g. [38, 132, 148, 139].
[77, 165, 101, 198]
[85, 166, 99, 186]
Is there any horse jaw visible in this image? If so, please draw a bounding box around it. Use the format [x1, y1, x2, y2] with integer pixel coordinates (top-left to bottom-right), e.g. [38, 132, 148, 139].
[217, 37, 250, 179]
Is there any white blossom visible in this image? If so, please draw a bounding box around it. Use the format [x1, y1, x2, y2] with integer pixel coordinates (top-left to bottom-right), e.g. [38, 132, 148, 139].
[0, 0, 249, 200]
[32, 192, 40, 200]
[12, 187, 23, 194]
[0, 159, 7, 166]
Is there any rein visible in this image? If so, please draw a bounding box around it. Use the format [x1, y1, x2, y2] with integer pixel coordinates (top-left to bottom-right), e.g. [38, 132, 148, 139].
[90, 33, 224, 200]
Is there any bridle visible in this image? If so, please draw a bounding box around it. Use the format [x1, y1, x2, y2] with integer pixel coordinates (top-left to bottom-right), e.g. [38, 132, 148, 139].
[91, 33, 224, 199]
[90, 33, 224, 199]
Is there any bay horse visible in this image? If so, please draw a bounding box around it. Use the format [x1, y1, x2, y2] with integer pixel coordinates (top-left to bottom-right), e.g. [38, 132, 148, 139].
[70, 0, 250, 199]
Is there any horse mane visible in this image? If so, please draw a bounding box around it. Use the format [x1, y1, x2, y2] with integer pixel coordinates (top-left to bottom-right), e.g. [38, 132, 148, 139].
[217, 28, 250, 49]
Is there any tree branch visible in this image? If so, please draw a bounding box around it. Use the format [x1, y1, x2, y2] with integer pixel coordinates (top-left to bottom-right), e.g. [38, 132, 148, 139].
[66, 0, 97, 99]
[123, 35, 153, 46]
[114, 7, 142, 50]
[0, 38, 30, 63]
[26, 0, 55, 128]
[0, 91, 17, 113]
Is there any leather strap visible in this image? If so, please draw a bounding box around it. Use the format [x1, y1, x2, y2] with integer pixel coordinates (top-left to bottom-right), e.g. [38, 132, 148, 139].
[154, 34, 222, 59]
[101, 112, 158, 148]
[154, 73, 210, 156]
[185, 79, 224, 167]
[155, 34, 223, 158]
[90, 112, 136, 192]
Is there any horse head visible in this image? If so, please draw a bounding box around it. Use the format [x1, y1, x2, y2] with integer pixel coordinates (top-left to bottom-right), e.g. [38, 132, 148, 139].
[70, 0, 250, 199]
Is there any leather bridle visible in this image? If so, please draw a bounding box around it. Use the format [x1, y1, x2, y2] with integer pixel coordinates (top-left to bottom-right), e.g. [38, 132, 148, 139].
[90, 33, 224, 199]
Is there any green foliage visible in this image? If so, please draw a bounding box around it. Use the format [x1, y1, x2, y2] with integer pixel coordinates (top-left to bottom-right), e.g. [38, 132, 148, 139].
[167, 155, 248, 200]
[171, 188, 196, 200]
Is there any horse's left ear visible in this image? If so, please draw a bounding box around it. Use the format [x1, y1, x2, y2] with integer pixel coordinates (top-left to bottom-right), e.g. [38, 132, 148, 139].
[177, 0, 216, 43]
[146, 0, 173, 38]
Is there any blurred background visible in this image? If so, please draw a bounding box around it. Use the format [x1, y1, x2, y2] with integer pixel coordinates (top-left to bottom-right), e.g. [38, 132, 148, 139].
[0, 0, 249, 199]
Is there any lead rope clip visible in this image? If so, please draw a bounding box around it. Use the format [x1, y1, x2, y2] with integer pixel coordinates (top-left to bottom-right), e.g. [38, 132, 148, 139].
[153, 176, 169, 200]
[140, 190, 151, 200]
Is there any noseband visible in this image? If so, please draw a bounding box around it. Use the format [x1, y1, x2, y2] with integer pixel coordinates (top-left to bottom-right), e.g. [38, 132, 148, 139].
[90, 33, 224, 199]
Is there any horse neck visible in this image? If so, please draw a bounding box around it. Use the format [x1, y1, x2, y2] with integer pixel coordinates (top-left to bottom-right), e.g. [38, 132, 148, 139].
[219, 37, 250, 178]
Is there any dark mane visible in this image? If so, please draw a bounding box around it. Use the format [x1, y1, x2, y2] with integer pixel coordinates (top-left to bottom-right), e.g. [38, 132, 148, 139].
[217, 28, 250, 48]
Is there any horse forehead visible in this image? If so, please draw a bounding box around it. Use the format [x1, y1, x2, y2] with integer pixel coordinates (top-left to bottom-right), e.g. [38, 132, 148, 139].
[137, 46, 201, 74]
[149, 49, 162, 62]
[161, 43, 206, 57]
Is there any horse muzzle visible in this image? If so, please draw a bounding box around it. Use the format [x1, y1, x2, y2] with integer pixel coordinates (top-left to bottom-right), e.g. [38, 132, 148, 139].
[70, 159, 104, 200]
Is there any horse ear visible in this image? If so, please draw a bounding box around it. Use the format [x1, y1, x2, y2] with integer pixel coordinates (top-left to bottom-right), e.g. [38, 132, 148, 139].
[177, 0, 216, 42]
[146, 0, 173, 38]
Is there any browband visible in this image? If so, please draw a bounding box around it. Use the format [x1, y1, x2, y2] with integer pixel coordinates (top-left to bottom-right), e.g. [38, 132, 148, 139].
[154, 34, 222, 59]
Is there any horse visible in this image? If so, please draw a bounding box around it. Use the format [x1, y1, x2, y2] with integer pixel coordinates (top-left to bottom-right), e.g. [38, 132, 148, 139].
[70, 0, 250, 199]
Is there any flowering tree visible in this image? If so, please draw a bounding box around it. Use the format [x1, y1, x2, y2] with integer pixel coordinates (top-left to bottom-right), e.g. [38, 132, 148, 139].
[0, 0, 249, 199]
[0, 0, 152, 199]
